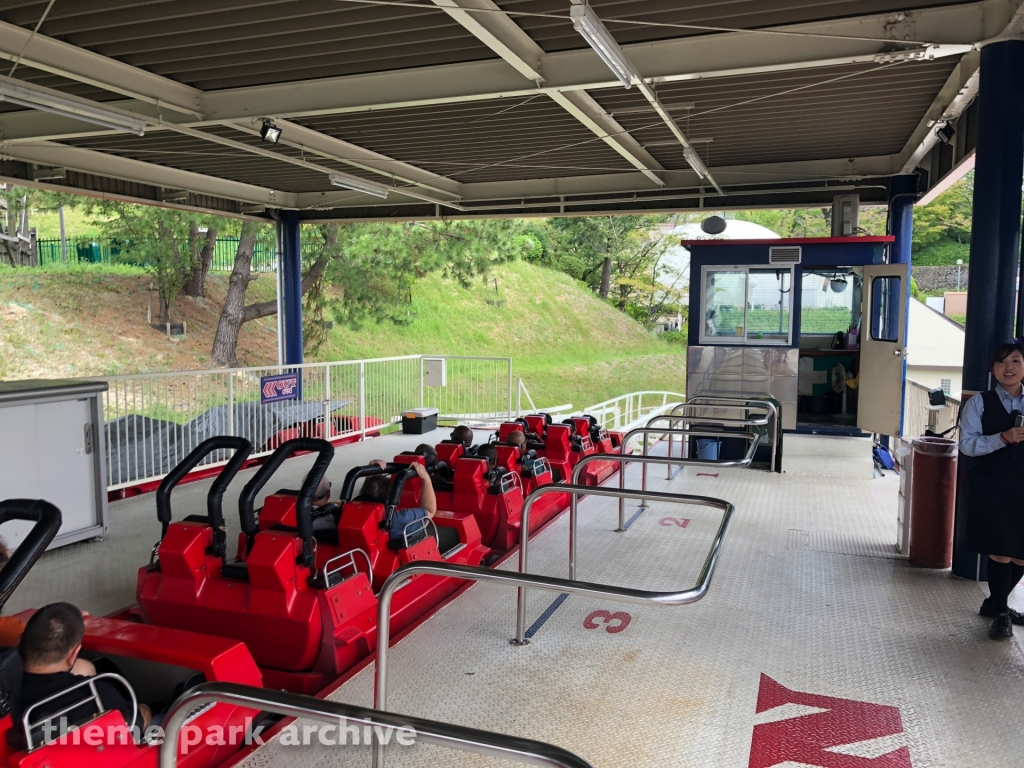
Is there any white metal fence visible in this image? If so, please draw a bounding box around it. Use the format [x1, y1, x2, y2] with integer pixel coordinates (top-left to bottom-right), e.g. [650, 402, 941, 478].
[95, 355, 513, 491]
[581, 391, 688, 434]
[902, 379, 961, 439]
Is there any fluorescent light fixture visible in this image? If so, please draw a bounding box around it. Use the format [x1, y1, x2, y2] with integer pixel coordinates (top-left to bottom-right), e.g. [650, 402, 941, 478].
[683, 147, 708, 179]
[329, 173, 390, 199]
[570, 4, 637, 89]
[0, 76, 147, 136]
[260, 119, 282, 144]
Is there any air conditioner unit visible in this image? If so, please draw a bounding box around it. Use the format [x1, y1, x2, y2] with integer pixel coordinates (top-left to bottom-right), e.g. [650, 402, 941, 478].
[831, 194, 860, 236]
[768, 246, 802, 265]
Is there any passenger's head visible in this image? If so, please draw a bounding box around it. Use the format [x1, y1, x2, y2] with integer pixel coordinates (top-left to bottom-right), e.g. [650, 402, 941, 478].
[414, 444, 438, 467]
[20, 603, 85, 671]
[990, 342, 1024, 389]
[0, 537, 9, 571]
[360, 475, 392, 504]
[312, 476, 332, 506]
[450, 425, 474, 446]
[506, 430, 526, 449]
[476, 444, 498, 470]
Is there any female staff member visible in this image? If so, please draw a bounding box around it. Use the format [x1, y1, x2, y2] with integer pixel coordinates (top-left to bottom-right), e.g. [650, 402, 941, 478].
[959, 341, 1024, 640]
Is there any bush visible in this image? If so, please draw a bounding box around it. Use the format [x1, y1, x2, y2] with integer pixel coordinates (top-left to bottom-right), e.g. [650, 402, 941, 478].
[914, 238, 970, 266]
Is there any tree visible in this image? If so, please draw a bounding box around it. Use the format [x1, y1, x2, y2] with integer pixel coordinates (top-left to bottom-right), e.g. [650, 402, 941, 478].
[912, 172, 973, 256]
[545, 215, 682, 324]
[211, 221, 262, 367]
[183, 221, 219, 298]
[98, 203, 193, 323]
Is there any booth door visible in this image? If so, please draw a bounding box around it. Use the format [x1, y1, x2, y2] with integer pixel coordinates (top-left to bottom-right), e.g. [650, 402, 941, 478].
[858, 264, 909, 436]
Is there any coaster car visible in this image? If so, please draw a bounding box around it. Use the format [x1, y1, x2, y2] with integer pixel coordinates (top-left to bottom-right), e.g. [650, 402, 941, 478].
[0, 499, 263, 768]
[137, 437, 486, 695]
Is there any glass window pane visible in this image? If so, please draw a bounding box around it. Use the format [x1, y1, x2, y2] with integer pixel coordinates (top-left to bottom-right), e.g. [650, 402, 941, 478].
[799, 270, 862, 335]
[747, 269, 791, 342]
[870, 276, 901, 342]
[703, 270, 746, 339]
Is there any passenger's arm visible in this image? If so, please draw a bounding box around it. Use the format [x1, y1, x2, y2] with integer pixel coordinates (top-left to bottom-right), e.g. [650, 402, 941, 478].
[959, 395, 1006, 456]
[412, 463, 437, 517]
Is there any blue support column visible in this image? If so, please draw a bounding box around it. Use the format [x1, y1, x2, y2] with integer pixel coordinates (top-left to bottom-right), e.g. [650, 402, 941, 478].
[954, 39, 1024, 579]
[279, 210, 304, 366]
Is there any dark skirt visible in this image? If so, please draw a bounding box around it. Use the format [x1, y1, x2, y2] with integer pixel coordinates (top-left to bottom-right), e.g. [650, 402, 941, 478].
[966, 450, 1024, 558]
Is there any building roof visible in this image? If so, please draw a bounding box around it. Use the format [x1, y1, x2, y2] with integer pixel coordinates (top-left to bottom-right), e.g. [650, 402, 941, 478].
[908, 297, 965, 370]
[0, 0, 1016, 221]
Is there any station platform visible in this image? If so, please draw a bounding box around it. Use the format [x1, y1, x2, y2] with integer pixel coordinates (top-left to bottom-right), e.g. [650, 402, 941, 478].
[223, 434, 1018, 768]
[9, 432, 1022, 766]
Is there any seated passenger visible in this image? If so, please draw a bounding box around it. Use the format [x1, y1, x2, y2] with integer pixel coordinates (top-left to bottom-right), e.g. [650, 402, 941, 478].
[476, 444, 499, 470]
[15, 603, 152, 738]
[506, 431, 526, 450]
[450, 425, 475, 449]
[0, 539, 26, 647]
[311, 476, 340, 531]
[366, 460, 460, 552]
[414, 443, 439, 466]
[414, 443, 451, 483]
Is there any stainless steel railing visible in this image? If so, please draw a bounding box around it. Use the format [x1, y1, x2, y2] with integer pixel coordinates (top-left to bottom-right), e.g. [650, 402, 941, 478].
[616, 427, 760, 514]
[667, 397, 781, 473]
[646, 411, 775, 476]
[160, 682, 593, 768]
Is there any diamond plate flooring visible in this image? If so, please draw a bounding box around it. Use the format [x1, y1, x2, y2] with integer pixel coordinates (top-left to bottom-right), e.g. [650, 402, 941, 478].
[235, 438, 1023, 768]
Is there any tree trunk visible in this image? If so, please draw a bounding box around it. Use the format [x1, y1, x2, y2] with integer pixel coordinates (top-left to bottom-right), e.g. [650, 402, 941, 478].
[598, 257, 612, 299]
[241, 226, 336, 323]
[212, 222, 258, 368]
[183, 224, 217, 297]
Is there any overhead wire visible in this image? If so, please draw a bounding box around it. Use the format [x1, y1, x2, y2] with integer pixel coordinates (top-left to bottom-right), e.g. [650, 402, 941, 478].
[8, 0, 57, 78]
[330, 0, 937, 47]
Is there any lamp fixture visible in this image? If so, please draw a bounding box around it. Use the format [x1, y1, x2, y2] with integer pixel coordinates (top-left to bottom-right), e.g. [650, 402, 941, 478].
[936, 122, 955, 145]
[329, 173, 390, 199]
[683, 147, 708, 179]
[0, 75, 147, 136]
[570, 4, 637, 89]
[260, 119, 282, 144]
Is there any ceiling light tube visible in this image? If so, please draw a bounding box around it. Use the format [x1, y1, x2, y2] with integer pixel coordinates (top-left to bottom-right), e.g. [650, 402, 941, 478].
[0, 77, 147, 136]
[683, 147, 708, 179]
[570, 4, 637, 89]
[329, 173, 390, 199]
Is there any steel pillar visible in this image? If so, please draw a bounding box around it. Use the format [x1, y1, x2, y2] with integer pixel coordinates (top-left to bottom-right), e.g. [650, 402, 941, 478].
[279, 209, 304, 366]
[954, 40, 1024, 580]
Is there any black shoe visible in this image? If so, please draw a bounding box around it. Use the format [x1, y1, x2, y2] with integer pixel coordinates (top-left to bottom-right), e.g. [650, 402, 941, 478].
[990, 613, 1013, 640]
[979, 599, 1024, 625]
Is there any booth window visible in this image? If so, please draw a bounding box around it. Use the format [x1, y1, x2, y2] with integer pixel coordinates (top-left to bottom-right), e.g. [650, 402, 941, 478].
[701, 266, 792, 345]
[870, 276, 902, 342]
[799, 269, 863, 336]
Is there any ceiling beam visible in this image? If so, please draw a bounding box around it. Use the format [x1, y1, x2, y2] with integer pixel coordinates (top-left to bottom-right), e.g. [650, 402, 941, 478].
[430, 0, 544, 82]
[0, 19, 202, 116]
[1, 141, 291, 207]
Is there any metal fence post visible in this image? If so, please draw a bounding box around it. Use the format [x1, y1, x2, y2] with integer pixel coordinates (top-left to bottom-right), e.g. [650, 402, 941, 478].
[226, 372, 234, 437]
[359, 362, 367, 441]
[323, 364, 333, 440]
[507, 359, 514, 420]
[419, 356, 425, 409]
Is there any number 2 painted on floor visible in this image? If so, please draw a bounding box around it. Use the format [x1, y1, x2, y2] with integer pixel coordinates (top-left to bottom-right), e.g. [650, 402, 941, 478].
[583, 610, 632, 633]
[659, 517, 690, 528]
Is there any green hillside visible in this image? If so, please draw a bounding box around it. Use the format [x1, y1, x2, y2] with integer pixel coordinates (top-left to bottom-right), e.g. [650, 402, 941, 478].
[316, 260, 686, 408]
[1, 260, 685, 410]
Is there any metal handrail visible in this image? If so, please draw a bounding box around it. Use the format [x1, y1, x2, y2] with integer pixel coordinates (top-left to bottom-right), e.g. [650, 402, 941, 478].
[159, 682, 593, 768]
[374, 493, 732, 702]
[25, 673, 138, 751]
[513, 477, 734, 642]
[619, 427, 761, 506]
[665, 396, 780, 473]
[645, 412, 775, 476]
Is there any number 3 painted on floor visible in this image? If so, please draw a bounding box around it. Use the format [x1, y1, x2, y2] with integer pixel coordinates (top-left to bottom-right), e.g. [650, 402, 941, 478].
[583, 610, 632, 633]
[659, 517, 690, 528]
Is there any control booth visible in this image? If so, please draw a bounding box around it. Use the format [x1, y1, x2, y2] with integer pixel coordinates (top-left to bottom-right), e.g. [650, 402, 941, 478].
[685, 236, 907, 437]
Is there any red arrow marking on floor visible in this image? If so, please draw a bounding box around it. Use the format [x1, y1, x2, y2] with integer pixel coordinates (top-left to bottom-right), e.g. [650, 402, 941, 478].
[659, 517, 690, 528]
[697, 472, 719, 478]
[749, 674, 911, 768]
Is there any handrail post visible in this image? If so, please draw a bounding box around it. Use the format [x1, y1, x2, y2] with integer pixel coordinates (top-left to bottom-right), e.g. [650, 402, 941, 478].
[359, 362, 367, 441]
[226, 373, 234, 437]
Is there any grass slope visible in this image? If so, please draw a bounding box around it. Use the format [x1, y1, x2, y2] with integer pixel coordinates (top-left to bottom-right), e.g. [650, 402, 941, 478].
[0, 264, 278, 380]
[316, 261, 686, 409]
[0, 261, 684, 409]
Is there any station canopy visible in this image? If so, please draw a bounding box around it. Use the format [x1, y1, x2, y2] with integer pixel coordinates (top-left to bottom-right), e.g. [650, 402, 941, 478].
[0, 0, 1018, 222]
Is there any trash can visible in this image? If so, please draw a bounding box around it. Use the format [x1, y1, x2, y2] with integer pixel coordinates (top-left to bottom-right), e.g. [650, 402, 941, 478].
[696, 438, 720, 461]
[909, 436, 958, 568]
